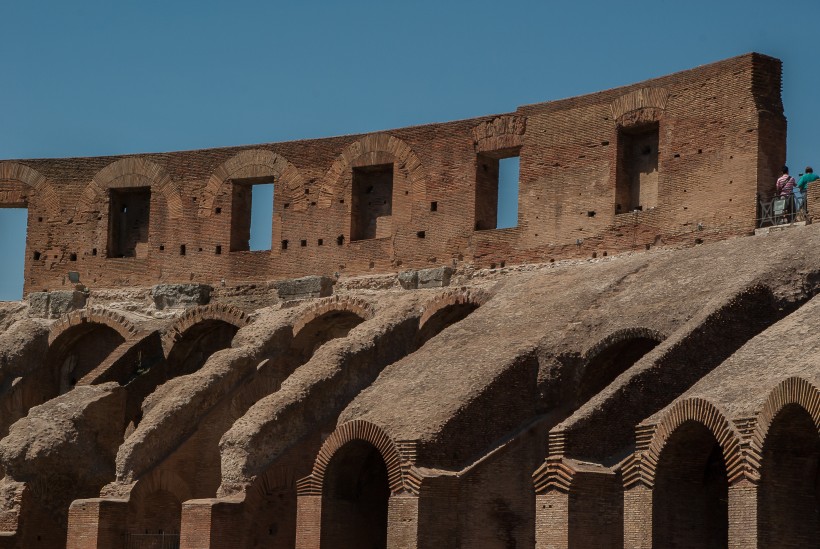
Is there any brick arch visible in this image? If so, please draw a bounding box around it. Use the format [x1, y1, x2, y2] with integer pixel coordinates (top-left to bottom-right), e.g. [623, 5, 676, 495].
[418, 288, 490, 331]
[471, 115, 527, 153]
[317, 133, 426, 209]
[130, 468, 194, 508]
[610, 87, 669, 127]
[198, 149, 308, 215]
[625, 398, 746, 488]
[48, 307, 139, 346]
[747, 376, 820, 480]
[580, 327, 666, 364]
[0, 161, 62, 219]
[74, 157, 184, 221]
[297, 420, 405, 496]
[291, 296, 375, 337]
[161, 303, 252, 355]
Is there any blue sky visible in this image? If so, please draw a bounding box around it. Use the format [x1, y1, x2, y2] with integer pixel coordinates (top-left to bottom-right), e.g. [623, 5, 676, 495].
[1, 0, 819, 299]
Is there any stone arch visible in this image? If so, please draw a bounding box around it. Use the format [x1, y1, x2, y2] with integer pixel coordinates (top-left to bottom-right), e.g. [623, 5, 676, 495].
[416, 288, 489, 346]
[575, 327, 664, 405]
[610, 87, 669, 127]
[317, 133, 426, 209]
[642, 398, 746, 487]
[418, 288, 490, 331]
[198, 149, 308, 215]
[298, 420, 405, 496]
[127, 470, 193, 535]
[73, 157, 183, 221]
[0, 161, 62, 219]
[291, 297, 375, 337]
[161, 304, 252, 356]
[471, 115, 527, 154]
[48, 307, 139, 346]
[749, 376, 820, 471]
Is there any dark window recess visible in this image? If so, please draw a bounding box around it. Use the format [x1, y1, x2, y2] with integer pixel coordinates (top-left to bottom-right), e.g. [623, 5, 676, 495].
[69, 253, 77, 261]
[281, 240, 288, 250]
[301, 239, 307, 247]
[107, 187, 151, 258]
[430, 201, 438, 212]
[337, 235, 345, 246]
[475, 150, 520, 230]
[351, 164, 393, 241]
[230, 178, 274, 252]
[215, 245, 222, 255]
[92, 248, 97, 256]
[616, 122, 659, 214]
[215, 207, 222, 214]
[417, 231, 426, 238]
[33, 251, 41, 260]
[318, 239, 324, 246]
[180, 244, 186, 256]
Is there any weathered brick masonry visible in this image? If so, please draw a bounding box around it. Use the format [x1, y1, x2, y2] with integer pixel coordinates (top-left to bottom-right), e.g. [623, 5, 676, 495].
[1, 53, 783, 294]
[0, 53, 816, 549]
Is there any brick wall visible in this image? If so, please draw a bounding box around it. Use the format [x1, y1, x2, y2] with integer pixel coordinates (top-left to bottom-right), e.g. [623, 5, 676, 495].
[0, 53, 784, 295]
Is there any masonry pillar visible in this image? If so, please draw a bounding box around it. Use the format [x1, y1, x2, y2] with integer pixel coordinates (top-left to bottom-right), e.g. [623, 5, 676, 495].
[535, 490, 569, 549]
[728, 479, 757, 549]
[623, 484, 652, 549]
[387, 494, 419, 549]
[66, 498, 128, 549]
[180, 497, 245, 549]
[294, 494, 322, 549]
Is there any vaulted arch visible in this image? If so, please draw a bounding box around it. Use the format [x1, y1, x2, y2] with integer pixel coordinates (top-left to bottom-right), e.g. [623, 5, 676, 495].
[0, 161, 62, 219]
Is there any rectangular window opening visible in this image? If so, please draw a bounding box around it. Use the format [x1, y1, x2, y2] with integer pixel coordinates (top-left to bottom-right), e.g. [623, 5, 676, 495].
[0, 208, 28, 300]
[351, 164, 393, 241]
[615, 123, 659, 214]
[107, 187, 151, 258]
[475, 150, 519, 230]
[231, 179, 274, 252]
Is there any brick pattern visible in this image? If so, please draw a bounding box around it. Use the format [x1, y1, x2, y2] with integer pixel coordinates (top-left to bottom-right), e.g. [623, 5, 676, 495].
[0, 53, 785, 295]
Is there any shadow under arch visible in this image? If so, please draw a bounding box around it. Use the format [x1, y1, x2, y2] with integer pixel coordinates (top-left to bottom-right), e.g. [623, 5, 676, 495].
[755, 377, 820, 547]
[416, 288, 489, 347]
[575, 327, 665, 406]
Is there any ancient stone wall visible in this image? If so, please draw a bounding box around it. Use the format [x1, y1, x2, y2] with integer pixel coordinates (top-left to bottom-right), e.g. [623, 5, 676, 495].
[0, 53, 784, 295]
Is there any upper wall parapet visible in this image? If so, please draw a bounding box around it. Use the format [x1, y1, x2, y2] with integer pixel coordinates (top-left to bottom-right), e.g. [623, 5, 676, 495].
[1, 53, 785, 295]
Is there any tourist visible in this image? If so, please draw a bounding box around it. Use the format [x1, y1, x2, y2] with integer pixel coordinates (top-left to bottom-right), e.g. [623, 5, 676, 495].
[776, 166, 795, 196]
[793, 167, 815, 213]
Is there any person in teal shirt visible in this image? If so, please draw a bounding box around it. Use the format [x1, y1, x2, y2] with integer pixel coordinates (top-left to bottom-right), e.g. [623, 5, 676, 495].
[794, 166, 818, 211]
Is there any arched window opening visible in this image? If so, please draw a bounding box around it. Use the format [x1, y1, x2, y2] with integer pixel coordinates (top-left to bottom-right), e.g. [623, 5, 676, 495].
[165, 319, 238, 380]
[320, 440, 389, 549]
[652, 421, 728, 549]
[50, 324, 126, 395]
[416, 301, 480, 347]
[577, 336, 660, 405]
[759, 404, 820, 547]
[291, 310, 365, 364]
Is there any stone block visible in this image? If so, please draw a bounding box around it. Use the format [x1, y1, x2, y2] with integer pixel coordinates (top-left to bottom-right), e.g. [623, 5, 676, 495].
[275, 276, 334, 301]
[151, 284, 212, 310]
[417, 266, 453, 289]
[398, 270, 419, 290]
[27, 290, 88, 319]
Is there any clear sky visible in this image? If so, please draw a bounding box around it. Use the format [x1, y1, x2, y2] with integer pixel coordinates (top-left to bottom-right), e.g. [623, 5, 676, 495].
[1, 0, 819, 300]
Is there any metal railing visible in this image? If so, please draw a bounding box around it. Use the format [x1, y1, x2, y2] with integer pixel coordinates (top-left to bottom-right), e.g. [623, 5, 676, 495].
[756, 192, 807, 228]
[124, 532, 180, 549]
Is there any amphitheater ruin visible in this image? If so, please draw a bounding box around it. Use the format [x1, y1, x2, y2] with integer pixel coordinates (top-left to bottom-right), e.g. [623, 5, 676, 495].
[0, 52, 816, 548]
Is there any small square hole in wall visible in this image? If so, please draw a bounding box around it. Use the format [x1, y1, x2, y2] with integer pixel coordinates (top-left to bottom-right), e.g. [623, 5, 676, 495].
[215, 245, 222, 255]
[69, 253, 77, 261]
[430, 201, 438, 212]
[92, 248, 97, 256]
[180, 244, 186, 256]
[337, 235, 345, 246]
[300, 239, 307, 247]
[318, 239, 324, 246]
[417, 231, 426, 238]
[33, 251, 41, 261]
[281, 240, 288, 250]
[215, 207, 222, 214]
[159, 245, 165, 251]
